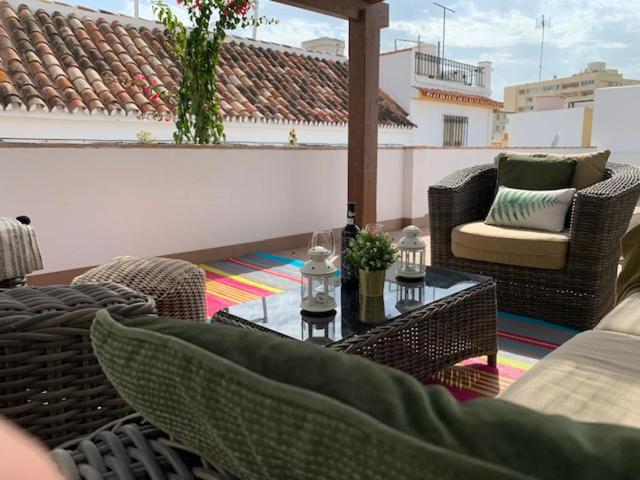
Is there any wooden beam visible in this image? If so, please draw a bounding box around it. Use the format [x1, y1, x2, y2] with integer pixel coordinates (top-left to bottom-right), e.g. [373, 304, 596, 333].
[272, 0, 387, 21]
[348, 2, 388, 226]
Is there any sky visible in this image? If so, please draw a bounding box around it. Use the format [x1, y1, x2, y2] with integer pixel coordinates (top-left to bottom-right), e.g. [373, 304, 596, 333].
[79, 0, 640, 100]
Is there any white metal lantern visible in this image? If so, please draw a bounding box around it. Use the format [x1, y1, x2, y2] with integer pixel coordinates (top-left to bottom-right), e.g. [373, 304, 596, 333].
[300, 246, 337, 313]
[397, 225, 427, 279]
[395, 280, 425, 314]
[301, 311, 336, 346]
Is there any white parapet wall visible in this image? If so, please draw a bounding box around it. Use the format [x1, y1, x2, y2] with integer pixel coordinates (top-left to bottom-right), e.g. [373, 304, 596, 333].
[0, 111, 412, 146]
[507, 107, 591, 148]
[592, 85, 640, 167]
[0, 144, 593, 275]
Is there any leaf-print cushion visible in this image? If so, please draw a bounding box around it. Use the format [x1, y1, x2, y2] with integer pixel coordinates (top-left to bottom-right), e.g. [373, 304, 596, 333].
[486, 186, 576, 232]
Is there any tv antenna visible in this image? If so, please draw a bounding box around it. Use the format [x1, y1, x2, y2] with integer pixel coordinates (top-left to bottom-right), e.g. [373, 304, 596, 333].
[252, 0, 260, 40]
[536, 15, 551, 82]
[434, 3, 455, 59]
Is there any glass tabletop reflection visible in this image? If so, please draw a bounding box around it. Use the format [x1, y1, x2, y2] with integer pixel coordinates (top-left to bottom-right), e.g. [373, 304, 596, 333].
[221, 264, 490, 345]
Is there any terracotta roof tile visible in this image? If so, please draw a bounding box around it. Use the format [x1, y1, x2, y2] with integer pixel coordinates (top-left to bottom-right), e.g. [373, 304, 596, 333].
[0, 1, 413, 127]
[418, 88, 503, 109]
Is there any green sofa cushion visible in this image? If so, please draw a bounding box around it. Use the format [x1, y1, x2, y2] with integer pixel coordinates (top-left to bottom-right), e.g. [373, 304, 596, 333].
[496, 150, 610, 190]
[617, 224, 640, 304]
[496, 154, 577, 190]
[92, 311, 640, 480]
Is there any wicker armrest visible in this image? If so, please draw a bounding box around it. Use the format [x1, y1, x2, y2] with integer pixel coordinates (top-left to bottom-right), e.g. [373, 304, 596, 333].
[428, 164, 497, 264]
[568, 163, 640, 270]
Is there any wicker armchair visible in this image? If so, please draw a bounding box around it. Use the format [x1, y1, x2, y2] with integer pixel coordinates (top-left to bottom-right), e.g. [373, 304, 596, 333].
[429, 163, 640, 329]
[0, 283, 156, 447]
[72, 256, 207, 323]
[52, 414, 236, 479]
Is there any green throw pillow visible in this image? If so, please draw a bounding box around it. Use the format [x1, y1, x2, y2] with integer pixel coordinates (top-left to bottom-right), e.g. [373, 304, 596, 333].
[496, 150, 609, 190]
[486, 186, 576, 232]
[91, 310, 640, 480]
[496, 154, 577, 190]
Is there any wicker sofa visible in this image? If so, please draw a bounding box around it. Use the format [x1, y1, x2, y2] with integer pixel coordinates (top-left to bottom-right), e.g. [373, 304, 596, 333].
[51, 289, 640, 479]
[499, 290, 640, 427]
[428, 162, 640, 329]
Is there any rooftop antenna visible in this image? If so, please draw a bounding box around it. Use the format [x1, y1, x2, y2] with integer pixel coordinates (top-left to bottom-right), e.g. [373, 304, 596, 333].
[433, 3, 455, 59]
[133, 0, 139, 18]
[252, 0, 260, 40]
[536, 15, 551, 82]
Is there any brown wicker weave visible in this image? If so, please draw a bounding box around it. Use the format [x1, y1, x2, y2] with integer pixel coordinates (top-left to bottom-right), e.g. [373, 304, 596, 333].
[429, 163, 640, 330]
[215, 279, 498, 383]
[52, 414, 236, 479]
[0, 283, 156, 447]
[73, 256, 207, 323]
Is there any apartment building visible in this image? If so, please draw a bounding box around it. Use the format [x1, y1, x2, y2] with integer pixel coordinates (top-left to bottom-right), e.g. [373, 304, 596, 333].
[503, 62, 640, 112]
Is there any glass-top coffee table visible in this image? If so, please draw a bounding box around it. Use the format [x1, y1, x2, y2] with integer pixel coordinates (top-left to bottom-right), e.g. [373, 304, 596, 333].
[213, 264, 497, 382]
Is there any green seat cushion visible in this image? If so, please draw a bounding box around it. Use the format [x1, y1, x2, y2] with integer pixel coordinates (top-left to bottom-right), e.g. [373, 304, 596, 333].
[496, 154, 577, 190]
[92, 311, 640, 480]
[617, 224, 640, 304]
[496, 150, 610, 190]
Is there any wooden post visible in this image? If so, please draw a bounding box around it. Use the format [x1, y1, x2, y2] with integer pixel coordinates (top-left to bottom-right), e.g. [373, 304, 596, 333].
[348, 3, 388, 226]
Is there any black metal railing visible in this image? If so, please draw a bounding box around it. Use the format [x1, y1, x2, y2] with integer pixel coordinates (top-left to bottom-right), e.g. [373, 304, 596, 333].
[415, 52, 484, 87]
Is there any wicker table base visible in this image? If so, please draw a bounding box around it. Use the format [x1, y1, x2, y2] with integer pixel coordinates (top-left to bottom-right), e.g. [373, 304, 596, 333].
[214, 276, 498, 383]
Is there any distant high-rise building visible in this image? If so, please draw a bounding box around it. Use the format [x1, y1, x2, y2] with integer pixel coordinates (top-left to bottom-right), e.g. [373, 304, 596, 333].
[503, 62, 640, 112]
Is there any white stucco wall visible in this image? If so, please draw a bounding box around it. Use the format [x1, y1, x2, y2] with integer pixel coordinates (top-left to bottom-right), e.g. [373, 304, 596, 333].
[409, 100, 493, 147]
[507, 108, 588, 147]
[379, 49, 415, 112]
[0, 112, 412, 146]
[592, 85, 640, 166]
[0, 144, 593, 274]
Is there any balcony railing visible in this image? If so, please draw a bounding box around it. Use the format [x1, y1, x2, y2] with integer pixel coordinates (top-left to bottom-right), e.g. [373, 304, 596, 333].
[415, 52, 484, 88]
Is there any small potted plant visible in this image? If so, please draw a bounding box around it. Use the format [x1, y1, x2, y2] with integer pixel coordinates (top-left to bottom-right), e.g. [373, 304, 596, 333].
[347, 231, 398, 297]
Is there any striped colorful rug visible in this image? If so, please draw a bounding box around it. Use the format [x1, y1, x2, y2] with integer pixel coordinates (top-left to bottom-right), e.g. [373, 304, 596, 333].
[428, 312, 577, 400]
[199, 252, 304, 316]
[201, 253, 578, 400]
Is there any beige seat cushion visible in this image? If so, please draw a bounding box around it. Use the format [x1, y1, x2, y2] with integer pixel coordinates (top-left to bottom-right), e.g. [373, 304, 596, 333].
[596, 292, 640, 336]
[499, 330, 640, 429]
[452, 221, 570, 270]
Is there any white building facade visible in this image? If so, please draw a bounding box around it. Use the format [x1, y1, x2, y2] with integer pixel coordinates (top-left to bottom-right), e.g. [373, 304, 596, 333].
[379, 45, 500, 147]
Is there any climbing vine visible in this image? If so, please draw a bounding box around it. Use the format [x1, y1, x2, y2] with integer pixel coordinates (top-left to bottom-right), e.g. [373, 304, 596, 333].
[152, 0, 273, 144]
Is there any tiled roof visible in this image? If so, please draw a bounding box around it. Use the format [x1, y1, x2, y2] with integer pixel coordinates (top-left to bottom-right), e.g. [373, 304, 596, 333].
[0, 2, 413, 127]
[418, 88, 503, 109]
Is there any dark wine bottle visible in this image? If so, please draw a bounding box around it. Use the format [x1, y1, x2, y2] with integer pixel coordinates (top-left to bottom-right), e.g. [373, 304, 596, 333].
[341, 202, 360, 286]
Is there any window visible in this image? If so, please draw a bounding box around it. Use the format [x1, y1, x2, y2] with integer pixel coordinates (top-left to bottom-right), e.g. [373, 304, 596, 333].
[543, 85, 559, 92]
[581, 79, 595, 86]
[443, 115, 468, 147]
[518, 89, 526, 95]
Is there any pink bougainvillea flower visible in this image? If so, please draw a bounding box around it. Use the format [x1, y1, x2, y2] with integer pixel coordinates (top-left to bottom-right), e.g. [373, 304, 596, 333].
[143, 86, 151, 95]
[151, 78, 159, 85]
[194, 0, 201, 9]
[238, 0, 250, 15]
[151, 92, 160, 101]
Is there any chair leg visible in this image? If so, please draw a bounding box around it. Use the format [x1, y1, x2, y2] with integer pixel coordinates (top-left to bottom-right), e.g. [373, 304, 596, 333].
[487, 353, 497, 367]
